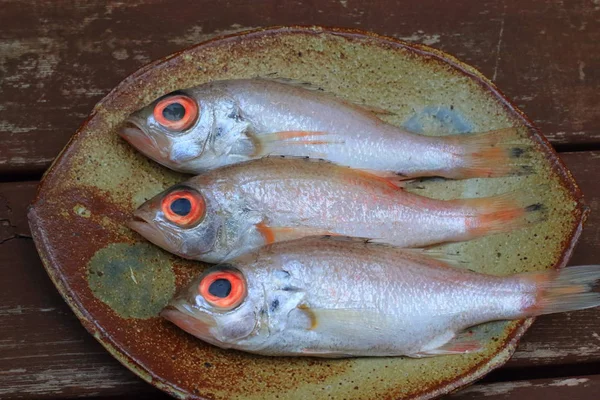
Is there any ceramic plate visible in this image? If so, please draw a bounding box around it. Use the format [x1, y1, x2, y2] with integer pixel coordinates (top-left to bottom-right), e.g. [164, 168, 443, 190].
[28, 27, 587, 400]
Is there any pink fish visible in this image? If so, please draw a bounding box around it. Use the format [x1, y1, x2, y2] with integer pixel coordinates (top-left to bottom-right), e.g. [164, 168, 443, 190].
[120, 78, 529, 178]
[162, 236, 600, 357]
[129, 157, 543, 262]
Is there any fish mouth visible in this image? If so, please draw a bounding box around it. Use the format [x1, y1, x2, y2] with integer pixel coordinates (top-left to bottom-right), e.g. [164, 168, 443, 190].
[119, 120, 169, 161]
[160, 304, 217, 340]
[127, 213, 174, 254]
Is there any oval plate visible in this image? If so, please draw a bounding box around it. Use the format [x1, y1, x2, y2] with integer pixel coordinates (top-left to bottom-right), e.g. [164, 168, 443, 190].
[28, 27, 586, 399]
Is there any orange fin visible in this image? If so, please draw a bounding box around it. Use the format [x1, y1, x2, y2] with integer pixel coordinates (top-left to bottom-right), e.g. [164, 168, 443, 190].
[446, 127, 534, 179]
[521, 265, 600, 316]
[412, 331, 484, 357]
[452, 191, 546, 239]
[352, 168, 411, 190]
[252, 131, 344, 157]
[256, 223, 340, 245]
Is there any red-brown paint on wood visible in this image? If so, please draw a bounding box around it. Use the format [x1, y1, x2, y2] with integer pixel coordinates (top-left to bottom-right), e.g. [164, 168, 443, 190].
[1, 1, 599, 176]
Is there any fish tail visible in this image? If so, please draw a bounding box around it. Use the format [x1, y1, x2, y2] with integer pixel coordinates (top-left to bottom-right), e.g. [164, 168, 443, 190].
[458, 191, 546, 239]
[522, 265, 600, 316]
[448, 128, 533, 179]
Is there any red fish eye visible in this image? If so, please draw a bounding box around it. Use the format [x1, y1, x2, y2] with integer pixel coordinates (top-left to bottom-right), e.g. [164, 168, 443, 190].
[161, 189, 206, 227]
[199, 269, 246, 309]
[153, 95, 199, 131]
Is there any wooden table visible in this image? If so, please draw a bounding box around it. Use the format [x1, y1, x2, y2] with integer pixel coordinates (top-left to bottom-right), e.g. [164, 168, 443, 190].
[1, 1, 599, 398]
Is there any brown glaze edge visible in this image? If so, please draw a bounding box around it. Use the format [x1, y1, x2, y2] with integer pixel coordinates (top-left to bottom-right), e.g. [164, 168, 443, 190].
[26, 207, 189, 399]
[26, 26, 589, 400]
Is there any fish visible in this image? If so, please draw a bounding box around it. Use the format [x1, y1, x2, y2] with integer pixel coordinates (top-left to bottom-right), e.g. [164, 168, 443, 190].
[161, 236, 600, 357]
[120, 78, 530, 179]
[128, 157, 543, 263]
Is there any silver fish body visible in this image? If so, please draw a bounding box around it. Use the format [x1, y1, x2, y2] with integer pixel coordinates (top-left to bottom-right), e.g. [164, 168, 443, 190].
[162, 237, 600, 357]
[129, 157, 541, 263]
[121, 79, 527, 178]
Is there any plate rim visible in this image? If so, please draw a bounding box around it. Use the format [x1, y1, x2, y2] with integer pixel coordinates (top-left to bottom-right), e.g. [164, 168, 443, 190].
[28, 25, 589, 400]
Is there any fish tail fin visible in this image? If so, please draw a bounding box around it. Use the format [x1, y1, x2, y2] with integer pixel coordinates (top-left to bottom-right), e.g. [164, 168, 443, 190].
[448, 128, 533, 179]
[455, 191, 546, 239]
[522, 265, 600, 316]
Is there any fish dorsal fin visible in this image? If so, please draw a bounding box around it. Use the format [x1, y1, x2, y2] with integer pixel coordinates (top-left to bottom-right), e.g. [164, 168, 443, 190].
[296, 235, 470, 269]
[258, 76, 327, 92]
[394, 248, 471, 269]
[257, 76, 394, 116]
[351, 168, 409, 189]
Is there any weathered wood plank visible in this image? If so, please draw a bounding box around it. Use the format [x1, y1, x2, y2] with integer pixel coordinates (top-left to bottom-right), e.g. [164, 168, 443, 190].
[0, 151, 599, 398]
[448, 375, 600, 399]
[1, 0, 599, 175]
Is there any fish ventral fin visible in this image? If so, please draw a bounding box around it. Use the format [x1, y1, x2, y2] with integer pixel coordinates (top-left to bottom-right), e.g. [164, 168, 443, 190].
[256, 223, 341, 245]
[257, 76, 395, 116]
[448, 127, 534, 179]
[410, 330, 484, 358]
[522, 265, 600, 316]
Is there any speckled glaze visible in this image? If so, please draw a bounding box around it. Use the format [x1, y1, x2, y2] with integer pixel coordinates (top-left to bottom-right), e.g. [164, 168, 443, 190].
[28, 27, 587, 400]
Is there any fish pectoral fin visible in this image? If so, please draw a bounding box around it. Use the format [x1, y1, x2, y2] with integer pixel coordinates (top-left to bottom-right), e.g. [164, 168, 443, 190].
[410, 330, 485, 358]
[252, 130, 344, 157]
[255, 223, 340, 245]
[294, 306, 390, 339]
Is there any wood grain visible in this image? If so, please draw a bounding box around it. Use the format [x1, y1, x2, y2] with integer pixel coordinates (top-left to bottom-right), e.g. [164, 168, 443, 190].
[449, 375, 600, 400]
[1, 0, 600, 176]
[0, 151, 599, 398]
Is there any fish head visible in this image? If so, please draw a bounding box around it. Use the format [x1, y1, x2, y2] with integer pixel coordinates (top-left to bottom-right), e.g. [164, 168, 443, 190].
[163, 258, 314, 353]
[120, 86, 252, 173]
[128, 183, 223, 261]
[161, 263, 264, 348]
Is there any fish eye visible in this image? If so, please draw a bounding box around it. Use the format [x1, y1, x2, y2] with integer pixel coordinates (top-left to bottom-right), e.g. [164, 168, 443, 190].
[161, 188, 206, 227]
[153, 94, 199, 131]
[199, 267, 246, 310]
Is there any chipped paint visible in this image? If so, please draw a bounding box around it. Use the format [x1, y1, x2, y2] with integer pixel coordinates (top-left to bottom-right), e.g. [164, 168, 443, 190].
[112, 49, 130, 60]
[492, 3, 507, 81]
[549, 378, 589, 387]
[578, 61, 586, 81]
[454, 380, 533, 396]
[395, 31, 441, 45]
[512, 341, 600, 359]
